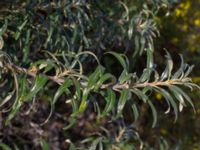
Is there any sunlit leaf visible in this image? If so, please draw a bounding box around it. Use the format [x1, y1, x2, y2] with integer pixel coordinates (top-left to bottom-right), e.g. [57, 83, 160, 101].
[160, 50, 173, 80]
[78, 89, 89, 113]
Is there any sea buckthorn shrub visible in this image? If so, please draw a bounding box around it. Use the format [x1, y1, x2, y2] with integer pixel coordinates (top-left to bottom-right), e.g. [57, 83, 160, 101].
[0, 0, 199, 149]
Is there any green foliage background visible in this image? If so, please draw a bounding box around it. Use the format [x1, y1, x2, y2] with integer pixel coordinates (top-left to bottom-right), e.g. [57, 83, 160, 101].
[0, 0, 199, 150]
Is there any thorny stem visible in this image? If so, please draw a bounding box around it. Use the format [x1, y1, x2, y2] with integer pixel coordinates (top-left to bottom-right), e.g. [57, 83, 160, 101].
[5, 63, 187, 91]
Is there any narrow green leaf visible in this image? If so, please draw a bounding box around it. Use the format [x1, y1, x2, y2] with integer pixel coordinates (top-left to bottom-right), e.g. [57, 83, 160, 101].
[172, 55, 185, 79]
[147, 48, 154, 68]
[5, 76, 27, 125]
[53, 79, 72, 104]
[88, 66, 104, 89]
[15, 19, 28, 40]
[168, 86, 186, 112]
[69, 143, 76, 150]
[160, 50, 173, 80]
[139, 68, 153, 83]
[102, 89, 116, 116]
[154, 87, 178, 122]
[76, 51, 100, 65]
[34, 59, 57, 73]
[105, 51, 128, 71]
[0, 19, 8, 36]
[71, 98, 78, 114]
[117, 89, 129, 116]
[45, 25, 54, 47]
[24, 75, 48, 101]
[139, 36, 145, 55]
[63, 117, 76, 130]
[95, 73, 114, 90]
[128, 19, 134, 39]
[148, 100, 157, 128]
[184, 65, 194, 78]
[119, 70, 132, 84]
[5, 100, 22, 125]
[89, 138, 102, 150]
[134, 35, 140, 56]
[132, 103, 139, 121]
[0, 143, 12, 150]
[22, 29, 31, 61]
[78, 89, 89, 113]
[131, 88, 148, 103]
[72, 77, 81, 100]
[41, 140, 50, 150]
[0, 36, 4, 50]
[170, 85, 195, 112]
[0, 90, 15, 108]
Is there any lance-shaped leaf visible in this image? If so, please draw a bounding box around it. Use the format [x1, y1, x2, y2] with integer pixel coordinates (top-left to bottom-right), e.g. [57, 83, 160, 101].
[131, 88, 148, 103]
[119, 70, 132, 84]
[105, 51, 128, 72]
[168, 86, 186, 112]
[0, 19, 8, 36]
[78, 89, 90, 113]
[88, 65, 104, 89]
[172, 55, 186, 79]
[0, 90, 15, 108]
[70, 98, 78, 114]
[139, 68, 153, 83]
[95, 73, 115, 90]
[147, 47, 154, 68]
[117, 89, 129, 117]
[139, 36, 146, 55]
[41, 79, 73, 124]
[34, 59, 57, 73]
[184, 65, 195, 78]
[24, 75, 48, 101]
[15, 18, 28, 40]
[41, 140, 50, 150]
[22, 29, 31, 61]
[132, 103, 139, 121]
[45, 24, 54, 47]
[169, 85, 195, 111]
[170, 85, 195, 112]
[5, 100, 22, 126]
[134, 35, 140, 56]
[154, 87, 178, 122]
[72, 77, 81, 100]
[160, 51, 173, 81]
[148, 100, 157, 128]
[52, 79, 72, 105]
[0, 143, 12, 150]
[5, 76, 28, 125]
[89, 137, 103, 150]
[102, 88, 116, 116]
[69, 143, 76, 150]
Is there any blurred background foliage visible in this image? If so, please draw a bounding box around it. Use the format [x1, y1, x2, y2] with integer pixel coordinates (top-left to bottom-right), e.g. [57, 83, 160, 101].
[0, 0, 200, 150]
[154, 0, 200, 149]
